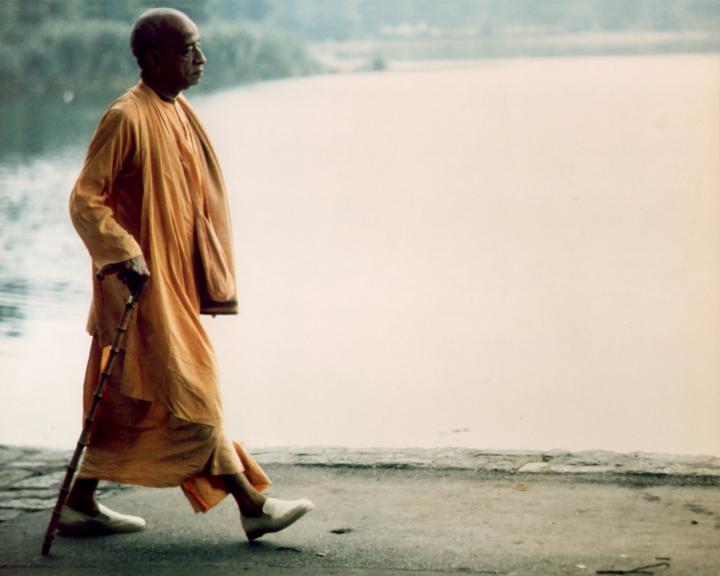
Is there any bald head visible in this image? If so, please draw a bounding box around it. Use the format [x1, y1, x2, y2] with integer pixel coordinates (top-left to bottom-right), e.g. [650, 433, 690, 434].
[130, 8, 197, 71]
[128, 7, 206, 100]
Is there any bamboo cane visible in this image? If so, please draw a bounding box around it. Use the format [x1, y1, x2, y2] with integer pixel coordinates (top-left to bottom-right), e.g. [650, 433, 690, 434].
[41, 286, 142, 556]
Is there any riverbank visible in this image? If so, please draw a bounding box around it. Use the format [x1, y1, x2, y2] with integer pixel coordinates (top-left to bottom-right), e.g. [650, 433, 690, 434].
[1, 445, 719, 575]
[2, 444, 719, 523]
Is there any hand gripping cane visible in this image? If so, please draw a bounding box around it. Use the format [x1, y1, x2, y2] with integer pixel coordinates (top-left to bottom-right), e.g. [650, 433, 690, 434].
[41, 274, 145, 556]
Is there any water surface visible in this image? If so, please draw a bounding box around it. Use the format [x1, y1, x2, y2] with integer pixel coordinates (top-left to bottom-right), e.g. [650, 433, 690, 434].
[1, 55, 718, 455]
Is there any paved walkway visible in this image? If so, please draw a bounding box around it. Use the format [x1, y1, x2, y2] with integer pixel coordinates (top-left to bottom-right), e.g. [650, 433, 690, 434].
[1, 445, 719, 575]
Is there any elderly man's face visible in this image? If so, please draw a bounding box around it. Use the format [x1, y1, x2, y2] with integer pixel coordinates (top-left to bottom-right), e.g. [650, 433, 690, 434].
[153, 15, 207, 92]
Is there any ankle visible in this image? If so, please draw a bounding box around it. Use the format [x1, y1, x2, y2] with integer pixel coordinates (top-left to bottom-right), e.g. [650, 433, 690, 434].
[239, 496, 266, 518]
[66, 496, 99, 516]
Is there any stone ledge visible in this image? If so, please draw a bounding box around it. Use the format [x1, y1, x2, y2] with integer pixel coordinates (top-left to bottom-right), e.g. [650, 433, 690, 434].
[1, 444, 718, 521]
[250, 446, 720, 479]
[0, 445, 124, 519]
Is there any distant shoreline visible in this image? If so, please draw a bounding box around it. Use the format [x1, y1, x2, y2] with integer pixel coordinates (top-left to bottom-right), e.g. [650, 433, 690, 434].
[312, 30, 720, 73]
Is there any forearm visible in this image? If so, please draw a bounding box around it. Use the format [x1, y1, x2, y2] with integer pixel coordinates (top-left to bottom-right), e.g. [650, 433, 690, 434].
[69, 181, 143, 273]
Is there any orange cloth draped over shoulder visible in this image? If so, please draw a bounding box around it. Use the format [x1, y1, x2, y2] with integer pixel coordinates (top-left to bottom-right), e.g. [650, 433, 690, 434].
[69, 81, 270, 512]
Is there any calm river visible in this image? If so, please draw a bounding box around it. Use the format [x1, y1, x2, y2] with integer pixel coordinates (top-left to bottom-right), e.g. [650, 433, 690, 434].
[1, 55, 718, 455]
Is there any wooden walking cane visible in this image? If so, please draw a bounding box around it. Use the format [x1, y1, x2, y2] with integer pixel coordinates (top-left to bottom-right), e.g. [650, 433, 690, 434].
[41, 275, 145, 556]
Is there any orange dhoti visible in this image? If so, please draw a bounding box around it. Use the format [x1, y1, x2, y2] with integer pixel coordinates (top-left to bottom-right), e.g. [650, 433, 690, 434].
[78, 336, 270, 513]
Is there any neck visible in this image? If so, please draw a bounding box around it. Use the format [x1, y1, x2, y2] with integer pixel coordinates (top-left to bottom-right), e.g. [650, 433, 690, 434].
[142, 74, 179, 102]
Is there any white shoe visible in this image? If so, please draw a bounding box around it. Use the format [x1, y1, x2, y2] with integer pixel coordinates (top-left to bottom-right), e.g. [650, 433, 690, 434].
[58, 503, 146, 535]
[241, 497, 314, 541]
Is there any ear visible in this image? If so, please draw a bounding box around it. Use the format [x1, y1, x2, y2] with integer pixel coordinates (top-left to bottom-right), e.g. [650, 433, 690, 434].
[144, 49, 162, 74]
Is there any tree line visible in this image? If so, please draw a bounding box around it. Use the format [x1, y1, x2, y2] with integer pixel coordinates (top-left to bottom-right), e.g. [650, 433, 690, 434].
[0, 0, 318, 96]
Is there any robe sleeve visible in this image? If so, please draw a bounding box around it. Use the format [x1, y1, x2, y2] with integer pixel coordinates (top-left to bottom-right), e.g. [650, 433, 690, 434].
[69, 105, 143, 272]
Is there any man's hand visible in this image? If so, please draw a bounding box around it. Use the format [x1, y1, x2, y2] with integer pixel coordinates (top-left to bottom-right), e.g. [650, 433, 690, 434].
[98, 256, 151, 296]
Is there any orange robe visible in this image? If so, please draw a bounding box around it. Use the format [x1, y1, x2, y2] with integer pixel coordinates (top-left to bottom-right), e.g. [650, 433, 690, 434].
[69, 81, 269, 512]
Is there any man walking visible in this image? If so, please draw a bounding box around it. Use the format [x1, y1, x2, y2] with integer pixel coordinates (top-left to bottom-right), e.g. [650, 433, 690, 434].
[63, 7, 312, 541]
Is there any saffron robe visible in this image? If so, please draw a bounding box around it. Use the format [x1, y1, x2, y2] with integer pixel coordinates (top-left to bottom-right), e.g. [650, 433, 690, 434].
[69, 81, 269, 512]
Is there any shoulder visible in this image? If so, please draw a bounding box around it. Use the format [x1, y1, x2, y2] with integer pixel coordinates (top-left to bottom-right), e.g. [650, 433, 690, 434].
[84, 87, 148, 160]
[102, 87, 144, 128]
[90, 87, 147, 146]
